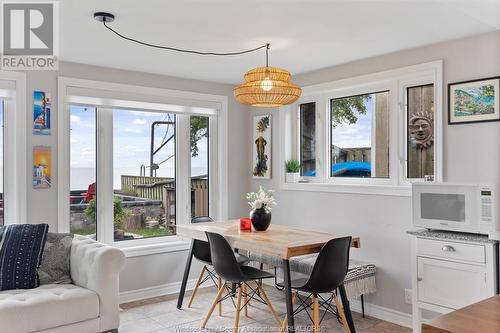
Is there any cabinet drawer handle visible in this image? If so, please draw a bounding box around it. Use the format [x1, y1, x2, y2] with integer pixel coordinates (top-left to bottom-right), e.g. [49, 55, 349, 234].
[441, 245, 456, 252]
[417, 277, 423, 282]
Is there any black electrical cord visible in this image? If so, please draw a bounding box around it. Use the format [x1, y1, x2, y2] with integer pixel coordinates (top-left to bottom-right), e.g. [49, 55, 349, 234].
[102, 21, 270, 57]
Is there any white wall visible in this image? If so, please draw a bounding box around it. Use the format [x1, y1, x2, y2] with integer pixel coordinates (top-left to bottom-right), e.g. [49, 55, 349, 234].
[17, 30, 500, 307]
[22, 62, 250, 292]
[250, 30, 500, 316]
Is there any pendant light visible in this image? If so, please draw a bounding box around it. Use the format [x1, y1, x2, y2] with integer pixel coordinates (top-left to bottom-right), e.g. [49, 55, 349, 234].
[234, 44, 302, 108]
[94, 13, 301, 108]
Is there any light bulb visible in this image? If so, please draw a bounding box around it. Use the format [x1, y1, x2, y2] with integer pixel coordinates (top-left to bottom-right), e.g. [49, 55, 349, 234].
[261, 77, 273, 92]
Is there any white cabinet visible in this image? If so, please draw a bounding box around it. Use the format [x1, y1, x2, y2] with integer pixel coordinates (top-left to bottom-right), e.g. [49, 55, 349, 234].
[417, 257, 489, 309]
[409, 231, 498, 333]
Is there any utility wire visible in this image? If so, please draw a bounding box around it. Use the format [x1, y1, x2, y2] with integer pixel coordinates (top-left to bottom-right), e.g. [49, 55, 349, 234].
[102, 21, 269, 57]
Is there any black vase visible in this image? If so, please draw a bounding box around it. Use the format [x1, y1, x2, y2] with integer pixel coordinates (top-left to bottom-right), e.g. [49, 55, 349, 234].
[250, 207, 272, 231]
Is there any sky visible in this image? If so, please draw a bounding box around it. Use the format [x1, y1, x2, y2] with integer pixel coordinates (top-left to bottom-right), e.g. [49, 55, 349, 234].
[331, 95, 375, 149]
[70, 105, 208, 189]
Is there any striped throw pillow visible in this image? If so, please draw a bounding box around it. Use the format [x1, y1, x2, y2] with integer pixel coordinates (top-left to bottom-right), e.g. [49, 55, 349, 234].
[0, 224, 49, 291]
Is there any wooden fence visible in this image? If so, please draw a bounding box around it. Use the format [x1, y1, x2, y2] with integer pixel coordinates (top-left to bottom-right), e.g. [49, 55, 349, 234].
[121, 175, 209, 223]
[407, 85, 434, 178]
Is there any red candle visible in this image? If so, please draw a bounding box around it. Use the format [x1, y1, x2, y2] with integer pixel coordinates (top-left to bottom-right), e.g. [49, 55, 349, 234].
[239, 218, 252, 232]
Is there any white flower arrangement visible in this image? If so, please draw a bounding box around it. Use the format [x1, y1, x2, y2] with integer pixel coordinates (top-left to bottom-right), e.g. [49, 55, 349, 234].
[246, 186, 277, 210]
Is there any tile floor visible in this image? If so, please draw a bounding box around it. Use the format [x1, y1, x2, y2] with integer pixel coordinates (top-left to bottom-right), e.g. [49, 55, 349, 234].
[120, 286, 411, 333]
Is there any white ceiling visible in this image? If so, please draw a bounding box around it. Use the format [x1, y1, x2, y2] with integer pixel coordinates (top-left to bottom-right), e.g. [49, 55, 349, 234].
[61, 0, 500, 84]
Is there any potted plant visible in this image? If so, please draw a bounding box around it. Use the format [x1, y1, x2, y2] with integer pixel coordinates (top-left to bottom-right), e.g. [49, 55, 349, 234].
[285, 159, 301, 183]
[246, 186, 277, 231]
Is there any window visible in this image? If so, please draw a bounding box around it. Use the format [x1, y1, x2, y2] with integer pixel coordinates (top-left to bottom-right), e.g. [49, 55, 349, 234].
[70, 106, 97, 236]
[113, 110, 176, 241]
[0, 101, 3, 225]
[407, 84, 434, 179]
[299, 102, 316, 176]
[282, 61, 442, 195]
[190, 115, 209, 218]
[0, 72, 26, 225]
[60, 77, 227, 251]
[330, 92, 389, 178]
[70, 107, 179, 241]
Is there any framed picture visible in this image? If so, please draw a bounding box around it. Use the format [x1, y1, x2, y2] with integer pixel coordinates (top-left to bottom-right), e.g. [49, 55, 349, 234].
[33, 91, 51, 135]
[448, 77, 500, 124]
[252, 114, 272, 179]
[33, 146, 52, 189]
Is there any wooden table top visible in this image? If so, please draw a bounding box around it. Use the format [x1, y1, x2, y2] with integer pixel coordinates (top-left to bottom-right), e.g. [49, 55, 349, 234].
[176, 220, 360, 259]
[422, 295, 500, 333]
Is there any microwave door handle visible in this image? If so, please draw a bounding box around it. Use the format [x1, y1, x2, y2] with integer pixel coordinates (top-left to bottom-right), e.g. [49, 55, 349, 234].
[441, 245, 456, 252]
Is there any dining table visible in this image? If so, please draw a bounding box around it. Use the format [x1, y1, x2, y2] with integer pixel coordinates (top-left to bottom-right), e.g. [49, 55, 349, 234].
[175, 220, 361, 332]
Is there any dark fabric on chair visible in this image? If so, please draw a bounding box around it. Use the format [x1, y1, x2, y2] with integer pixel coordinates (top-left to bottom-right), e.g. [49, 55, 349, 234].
[192, 216, 214, 264]
[206, 232, 273, 283]
[0, 224, 49, 291]
[295, 237, 352, 294]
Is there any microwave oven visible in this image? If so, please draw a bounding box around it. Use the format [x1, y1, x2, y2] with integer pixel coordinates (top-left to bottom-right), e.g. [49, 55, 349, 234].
[412, 183, 500, 239]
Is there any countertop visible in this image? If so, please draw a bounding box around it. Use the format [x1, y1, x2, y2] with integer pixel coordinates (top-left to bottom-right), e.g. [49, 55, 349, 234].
[407, 229, 498, 244]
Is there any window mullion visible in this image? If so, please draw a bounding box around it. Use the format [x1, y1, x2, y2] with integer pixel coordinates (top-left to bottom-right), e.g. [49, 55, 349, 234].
[176, 114, 190, 225]
[208, 116, 219, 219]
[319, 96, 328, 182]
[3, 98, 13, 224]
[97, 108, 114, 244]
[389, 82, 400, 185]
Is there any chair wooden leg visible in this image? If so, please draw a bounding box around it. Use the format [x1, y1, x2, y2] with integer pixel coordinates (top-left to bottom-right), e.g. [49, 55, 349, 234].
[313, 294, 320, 333]
[201, 282, 226, 328]
[333, 293, 352, 333]
[243, 283, 249, 317]
[218, 277, 223, 316]
[234, 285, 243, 333]
[187, 266, 206, 308]
[257, 284, 282, 327]
[280, 292, 297, 333]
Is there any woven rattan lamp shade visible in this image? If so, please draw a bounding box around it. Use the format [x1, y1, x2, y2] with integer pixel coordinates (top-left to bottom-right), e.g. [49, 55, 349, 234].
[234, 66, 302, 107]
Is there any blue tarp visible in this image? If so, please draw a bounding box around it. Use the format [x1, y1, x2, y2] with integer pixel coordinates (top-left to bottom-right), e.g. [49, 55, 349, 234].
[303, 161, 371, 177]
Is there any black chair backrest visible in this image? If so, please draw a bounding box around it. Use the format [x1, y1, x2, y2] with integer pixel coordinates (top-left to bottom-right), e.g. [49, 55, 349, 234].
[303, 236, 352, 294]
[205, 232, 245, 283]
[192, 216, 214, 263]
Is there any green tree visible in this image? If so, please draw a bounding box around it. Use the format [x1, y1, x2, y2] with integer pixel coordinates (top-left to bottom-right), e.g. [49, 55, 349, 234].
[190, 116, 208, 157]
[331, 95, 372, 128]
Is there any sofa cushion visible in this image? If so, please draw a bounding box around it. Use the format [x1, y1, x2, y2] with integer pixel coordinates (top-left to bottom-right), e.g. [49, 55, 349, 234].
[0, 284, 99, 333]
[39, 233, 74, 285]
[0, 224, 49, 291]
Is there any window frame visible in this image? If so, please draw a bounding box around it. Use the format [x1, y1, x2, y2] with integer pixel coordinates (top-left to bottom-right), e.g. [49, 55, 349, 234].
[58, 77, 228, 256]
[0, 71, 26, 224]
[296, 97, 320, 180]
[281, 61, 443, 196]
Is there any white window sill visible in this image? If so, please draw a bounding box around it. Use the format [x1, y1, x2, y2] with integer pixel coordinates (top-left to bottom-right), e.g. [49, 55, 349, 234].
[280, 181, 412, 197]
[115, 236, 191, 258]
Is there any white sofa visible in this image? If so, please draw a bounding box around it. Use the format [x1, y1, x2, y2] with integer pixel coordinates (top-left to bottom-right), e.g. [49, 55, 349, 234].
[0, 235, 126, 333]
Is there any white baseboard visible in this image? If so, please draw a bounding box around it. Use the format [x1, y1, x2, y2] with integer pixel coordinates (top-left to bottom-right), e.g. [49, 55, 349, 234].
[120, 278, 198, 304]
[349, 298, 412, 328]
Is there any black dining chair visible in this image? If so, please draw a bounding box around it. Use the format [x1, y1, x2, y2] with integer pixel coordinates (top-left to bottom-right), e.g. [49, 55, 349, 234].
[279, 236, 352, 333]
[202, 231, 283, 332]
[187, 216, 249, 316]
